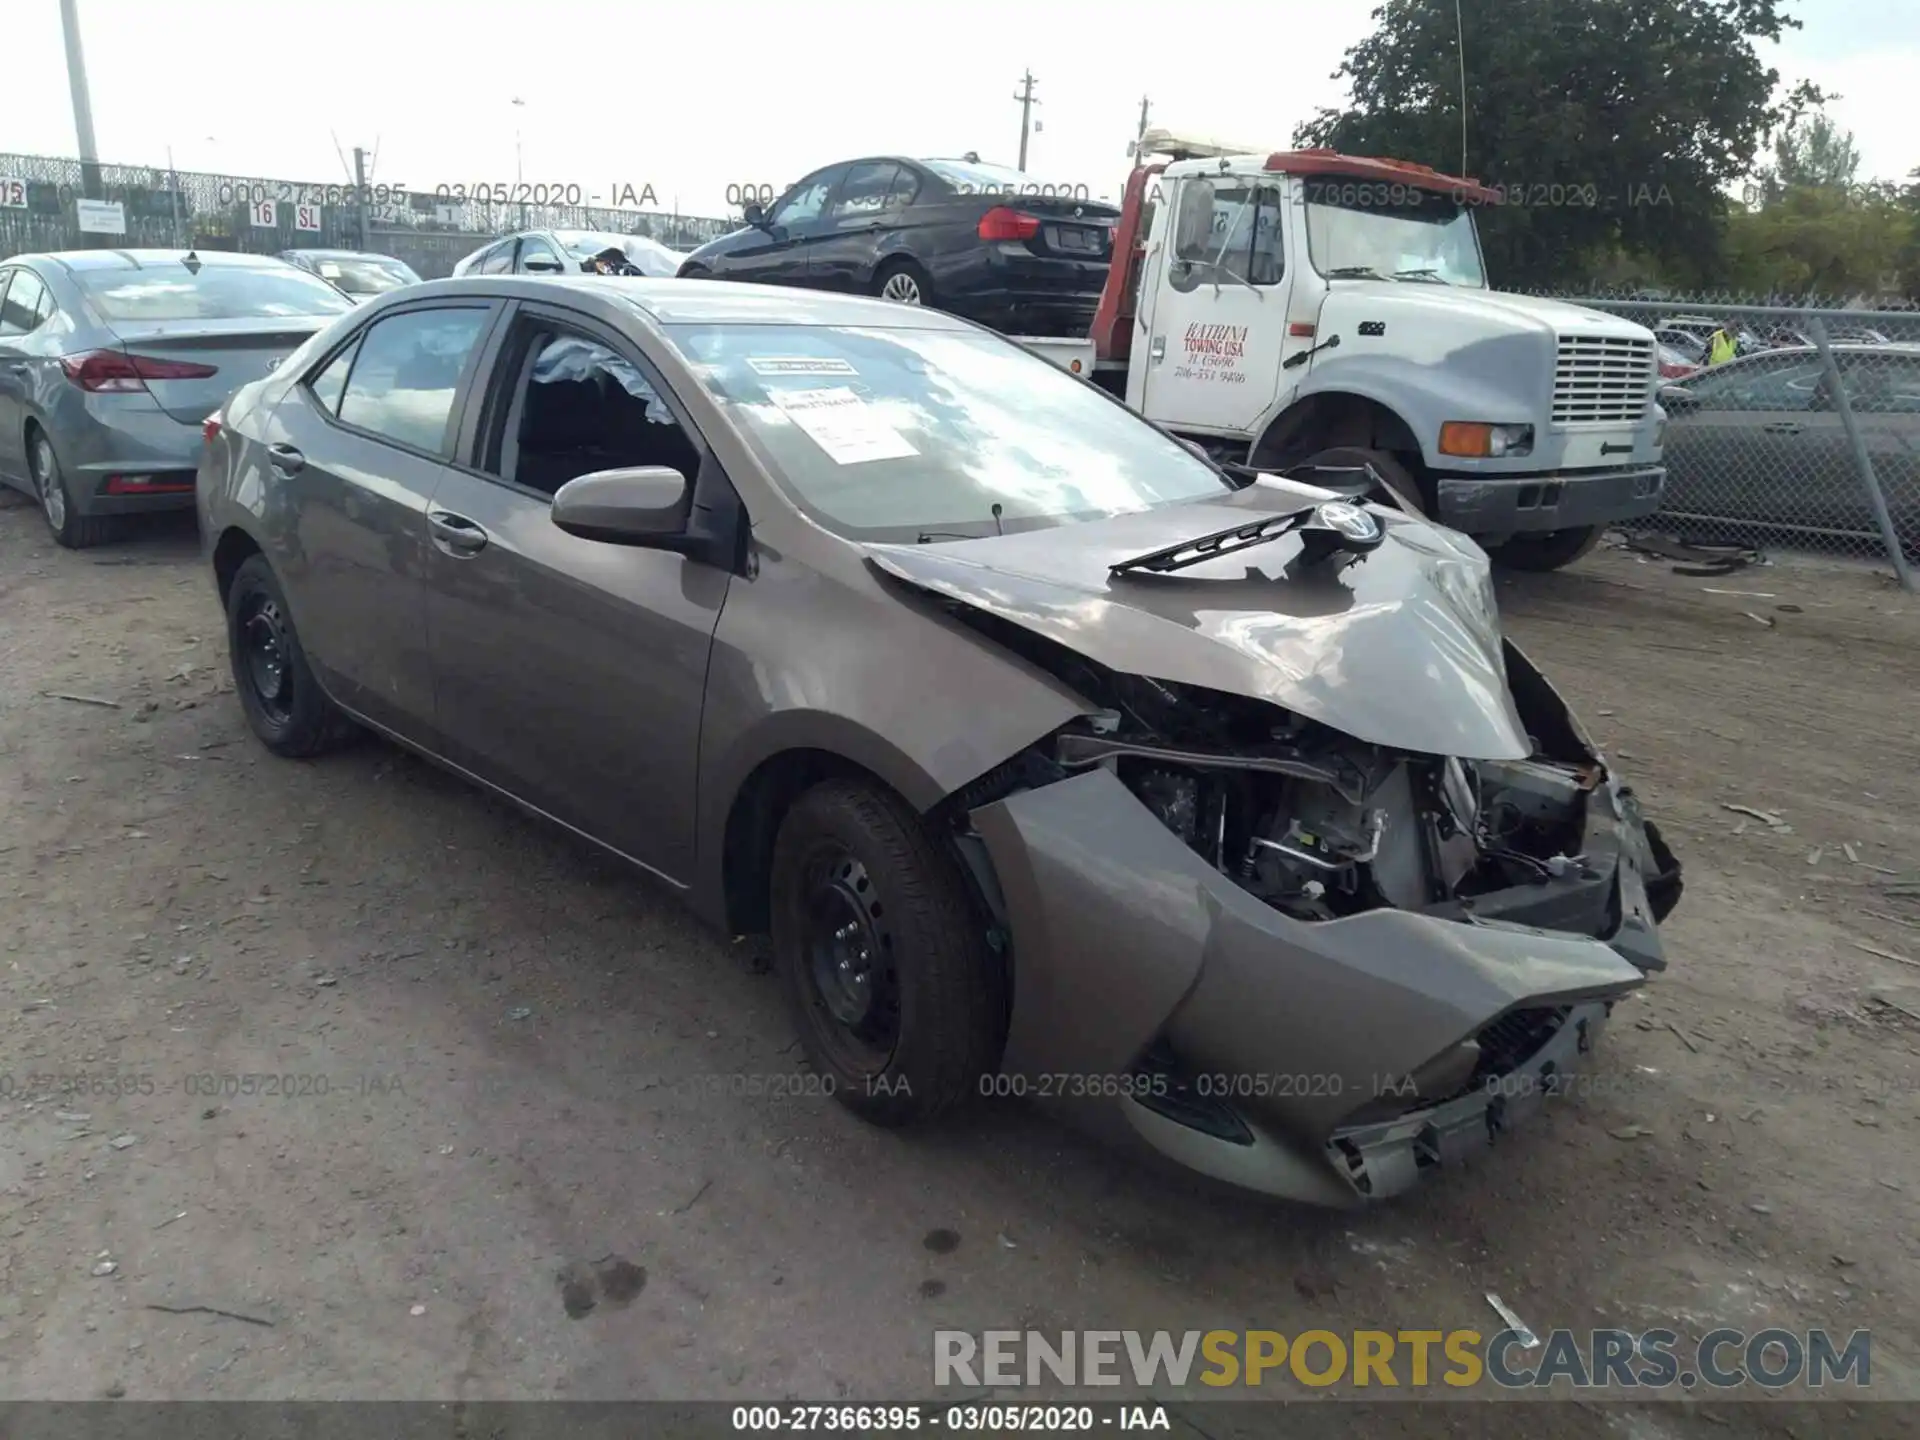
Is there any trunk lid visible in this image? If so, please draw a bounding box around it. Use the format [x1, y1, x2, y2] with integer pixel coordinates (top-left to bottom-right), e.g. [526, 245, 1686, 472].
[865, 479, 1531, 760]
[107, 317, 331, 423]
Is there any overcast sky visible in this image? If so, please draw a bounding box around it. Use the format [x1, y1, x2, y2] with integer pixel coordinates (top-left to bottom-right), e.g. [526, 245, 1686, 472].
[7, 0, 1918, 219]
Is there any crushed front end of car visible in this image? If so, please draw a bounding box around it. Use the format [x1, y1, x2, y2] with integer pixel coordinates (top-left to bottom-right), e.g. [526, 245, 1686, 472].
[868, 487, 1683, 1206]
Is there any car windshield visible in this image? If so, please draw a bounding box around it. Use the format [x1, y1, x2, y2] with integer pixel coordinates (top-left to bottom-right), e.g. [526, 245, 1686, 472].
[1303, 187, 1486, 287]
[308, 255, 419, 295]
[73, 262, 356, 321]
[661, 321, 1232, 538]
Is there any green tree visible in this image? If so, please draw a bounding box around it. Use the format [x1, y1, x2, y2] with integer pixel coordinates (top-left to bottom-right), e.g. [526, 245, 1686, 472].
[1753, 107, 1862, 203]
[1296, 0, 1805, 288]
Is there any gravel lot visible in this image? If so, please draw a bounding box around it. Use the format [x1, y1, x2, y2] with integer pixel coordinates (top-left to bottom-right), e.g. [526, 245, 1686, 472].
[2, 491, 1918, 1435]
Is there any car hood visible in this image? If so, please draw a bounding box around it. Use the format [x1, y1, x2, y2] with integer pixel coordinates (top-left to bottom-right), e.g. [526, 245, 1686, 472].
[865, 479, 1530, 760]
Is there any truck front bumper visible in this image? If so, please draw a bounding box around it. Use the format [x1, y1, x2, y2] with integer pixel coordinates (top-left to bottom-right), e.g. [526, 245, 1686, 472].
[1435, 465, 1666, 536]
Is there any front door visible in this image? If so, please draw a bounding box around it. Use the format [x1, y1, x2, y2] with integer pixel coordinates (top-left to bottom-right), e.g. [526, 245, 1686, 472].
[1139, 177, 1300, 436]
[806, 160, 908, 293]
[421, 303, 730, 884]
[723, 166, 850, 288]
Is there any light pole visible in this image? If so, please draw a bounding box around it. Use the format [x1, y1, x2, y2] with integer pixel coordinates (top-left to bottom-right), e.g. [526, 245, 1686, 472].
[1013, 71, 1039, 173]
[59, 0, 102, 199]
[510, 96, 527, 224]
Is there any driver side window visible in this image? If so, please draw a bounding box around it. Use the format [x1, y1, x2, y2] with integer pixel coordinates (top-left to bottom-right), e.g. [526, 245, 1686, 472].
[772, 169, 846, 227]
[487, 327, 703, 498]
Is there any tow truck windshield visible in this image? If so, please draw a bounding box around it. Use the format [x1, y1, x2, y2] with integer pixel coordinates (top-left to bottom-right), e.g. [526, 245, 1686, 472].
[1303, 183, 1487, 288]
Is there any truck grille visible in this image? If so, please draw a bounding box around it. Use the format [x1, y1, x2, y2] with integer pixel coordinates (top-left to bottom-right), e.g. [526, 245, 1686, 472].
[1552, 335, 1656, 426]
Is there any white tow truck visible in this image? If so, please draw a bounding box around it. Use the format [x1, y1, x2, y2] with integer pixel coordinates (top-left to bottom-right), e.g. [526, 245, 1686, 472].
[1012, 129, 1668, 571]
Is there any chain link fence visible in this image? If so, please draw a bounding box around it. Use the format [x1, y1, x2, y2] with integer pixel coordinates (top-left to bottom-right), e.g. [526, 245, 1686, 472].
[0, 152, 733, 279]
[1522, 291, 1919, 585]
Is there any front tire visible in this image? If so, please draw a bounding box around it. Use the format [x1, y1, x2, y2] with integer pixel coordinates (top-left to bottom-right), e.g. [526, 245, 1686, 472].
[29, 428, 116, 550]
[770, 778, 1003, 1126]
[1493, 525, 1605, 572]
[225, 554, 359, 758]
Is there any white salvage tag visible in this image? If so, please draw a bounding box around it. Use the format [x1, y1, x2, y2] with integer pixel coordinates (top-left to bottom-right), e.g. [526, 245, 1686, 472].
[769, 386, 917, 465]
[747, 356, 857, 377]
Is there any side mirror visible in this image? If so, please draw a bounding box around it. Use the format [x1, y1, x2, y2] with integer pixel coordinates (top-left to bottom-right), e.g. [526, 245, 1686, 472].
[521, 255, 566, 274]
[742, 201, 767, 227]
[551, 466, 691, 545]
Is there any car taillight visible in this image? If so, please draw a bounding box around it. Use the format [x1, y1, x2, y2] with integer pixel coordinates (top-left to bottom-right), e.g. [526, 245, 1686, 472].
[203, 416, 222, 444]
[978, 206, 1042, 242]
[59, 350, 220, 392]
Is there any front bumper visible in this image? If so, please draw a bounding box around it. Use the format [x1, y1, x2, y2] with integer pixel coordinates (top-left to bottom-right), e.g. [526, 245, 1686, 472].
[970, 766, 1670, 1207]
[1435, 464, 1666, 536]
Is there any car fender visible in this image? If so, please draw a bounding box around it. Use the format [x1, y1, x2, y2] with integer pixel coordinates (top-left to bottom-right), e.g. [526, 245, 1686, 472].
[688, 553, 1093, 928]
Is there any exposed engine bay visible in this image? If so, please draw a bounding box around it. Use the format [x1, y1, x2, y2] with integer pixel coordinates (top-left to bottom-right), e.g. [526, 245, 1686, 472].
[951, 624, 1680, 937]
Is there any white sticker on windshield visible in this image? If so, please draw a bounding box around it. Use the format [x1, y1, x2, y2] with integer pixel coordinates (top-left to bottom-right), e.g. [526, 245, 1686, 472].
[747, 356, 858, 377]
[769, 386, 917, 465]
[318, 262, 343, 278]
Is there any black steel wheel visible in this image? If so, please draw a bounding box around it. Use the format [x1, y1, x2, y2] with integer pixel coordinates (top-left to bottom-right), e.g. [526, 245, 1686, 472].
[224, 553, 359, 758]
[770, 778, 1004, 1126]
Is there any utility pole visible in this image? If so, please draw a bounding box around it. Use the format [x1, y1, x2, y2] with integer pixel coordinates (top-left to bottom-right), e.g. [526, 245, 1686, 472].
[1013, 71, 1039, 173]
[353, 146, 371, 251]
[59, 0, 103, 199]
[1134, 95, 1152, 164]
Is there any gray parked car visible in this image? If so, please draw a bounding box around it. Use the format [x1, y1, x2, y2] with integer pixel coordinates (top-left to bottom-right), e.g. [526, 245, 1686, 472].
[197, 275, 1681, 1206]
[1659, 344, 1920, 556]
[278, 248, 422, 304]
[0, 249, 354, 547]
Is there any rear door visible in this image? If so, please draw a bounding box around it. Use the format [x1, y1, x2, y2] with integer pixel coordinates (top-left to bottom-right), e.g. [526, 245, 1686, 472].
[1835, 351, 1920, 552]
[0, 268, 30, 483]
[420, 300, 731, 882]
[267, 299, 502, 739]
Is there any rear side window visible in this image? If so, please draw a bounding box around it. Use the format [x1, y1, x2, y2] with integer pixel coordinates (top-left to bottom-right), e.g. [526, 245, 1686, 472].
[0, 271, 49, 335]
[477, 243, 515, 276]
[336, 307, 491, 454]
[308, 336, 362, 415]
[830, 163, 902, 220]
[71, 263, 354, 322]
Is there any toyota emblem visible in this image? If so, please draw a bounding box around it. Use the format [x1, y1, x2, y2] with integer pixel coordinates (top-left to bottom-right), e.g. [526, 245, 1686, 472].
[1316, 501, 1381, 542]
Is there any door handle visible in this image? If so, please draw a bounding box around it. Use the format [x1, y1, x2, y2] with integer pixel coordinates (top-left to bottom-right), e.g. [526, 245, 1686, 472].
[267, 443, 304, 474]
[1150, 336, 1167, 364]
[427, 508, 488, 556]
[1761, 422, 1803, 435]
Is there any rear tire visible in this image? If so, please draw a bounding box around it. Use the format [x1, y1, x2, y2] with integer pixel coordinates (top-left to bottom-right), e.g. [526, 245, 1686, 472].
[770, 777, 1003, 1127]
[1294, 445, 1428, 517]
[874, 259, 933, 308]
[225, 554, 359, 758]
[1493, 525, 1605, 572]
[678, 264, 710, 279]
[28, 428, 117, 550]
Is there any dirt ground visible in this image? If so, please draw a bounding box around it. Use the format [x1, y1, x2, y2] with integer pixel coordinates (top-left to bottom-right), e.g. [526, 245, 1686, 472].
[2, 490, 1918, 1435]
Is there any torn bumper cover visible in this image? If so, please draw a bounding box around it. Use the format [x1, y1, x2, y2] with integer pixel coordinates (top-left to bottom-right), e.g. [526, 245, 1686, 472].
[971, 768, 1666, 1208]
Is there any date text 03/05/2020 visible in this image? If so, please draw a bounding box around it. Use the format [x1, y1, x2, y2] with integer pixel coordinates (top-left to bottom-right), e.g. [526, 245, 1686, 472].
[432, 182, 659, 208]
[730, 1404, 1171, 1431]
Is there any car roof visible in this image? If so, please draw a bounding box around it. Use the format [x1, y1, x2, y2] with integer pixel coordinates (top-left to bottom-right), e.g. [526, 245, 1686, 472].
[26, 248, 295, 273]
[287, 248, 402, 261]
[404, 274, 974, 328]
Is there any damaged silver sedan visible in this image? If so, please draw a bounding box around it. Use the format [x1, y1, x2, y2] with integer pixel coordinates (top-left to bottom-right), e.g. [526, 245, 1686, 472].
[199, 277, 1682, 1208]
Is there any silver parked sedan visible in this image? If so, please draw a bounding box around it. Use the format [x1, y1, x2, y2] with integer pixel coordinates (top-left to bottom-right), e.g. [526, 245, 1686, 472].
[0, 249, 355, 548]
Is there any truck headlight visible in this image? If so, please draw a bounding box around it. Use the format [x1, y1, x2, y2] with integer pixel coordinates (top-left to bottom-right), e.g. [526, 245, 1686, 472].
[1439, 422, 1534, 458]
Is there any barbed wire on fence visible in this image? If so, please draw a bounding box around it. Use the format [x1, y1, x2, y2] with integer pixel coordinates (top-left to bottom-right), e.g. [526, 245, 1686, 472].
[0, 151, 734, 277]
